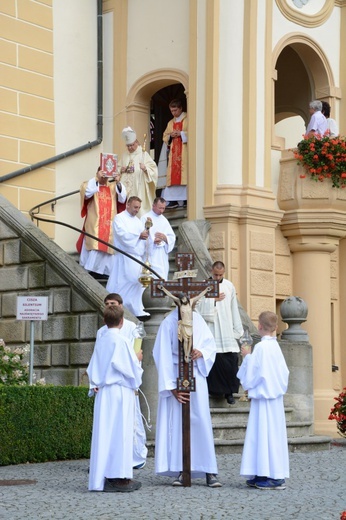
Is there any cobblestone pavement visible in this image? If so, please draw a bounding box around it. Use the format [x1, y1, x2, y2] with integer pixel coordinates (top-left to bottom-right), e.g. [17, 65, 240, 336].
[0, 442, 345, 520]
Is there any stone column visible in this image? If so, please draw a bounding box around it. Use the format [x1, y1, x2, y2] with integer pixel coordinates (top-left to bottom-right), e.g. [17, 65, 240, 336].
[278, 153, 346, 434]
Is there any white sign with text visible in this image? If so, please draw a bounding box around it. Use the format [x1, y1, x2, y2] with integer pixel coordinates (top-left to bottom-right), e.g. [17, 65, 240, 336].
[16, 296, 48, 321]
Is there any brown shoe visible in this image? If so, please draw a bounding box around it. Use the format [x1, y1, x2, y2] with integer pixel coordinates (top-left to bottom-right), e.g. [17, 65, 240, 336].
[103, 478, 142, 492]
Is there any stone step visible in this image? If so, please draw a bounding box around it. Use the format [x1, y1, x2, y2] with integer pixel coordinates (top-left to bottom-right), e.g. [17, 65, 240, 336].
[212, 421, 312, 441]
[211, 406, 294, 425]
[213, 435, 331, 454]
[146, 433, 331, 457]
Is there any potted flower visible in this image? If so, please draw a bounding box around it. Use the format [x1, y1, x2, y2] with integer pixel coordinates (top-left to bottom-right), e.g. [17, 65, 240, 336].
[293, 134, 346, 188]
[328, 387, 346, 438]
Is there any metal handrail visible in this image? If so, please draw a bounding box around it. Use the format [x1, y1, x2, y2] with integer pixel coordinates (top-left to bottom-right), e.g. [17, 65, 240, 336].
[29, 192, 162, 279]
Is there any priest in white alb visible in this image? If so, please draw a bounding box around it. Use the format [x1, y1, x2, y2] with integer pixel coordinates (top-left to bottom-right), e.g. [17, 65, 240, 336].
[140, 197, 176, 280]
[153, 306, 222, 488]
[87, 306, 143, 493]
[106, 196, 150, 319]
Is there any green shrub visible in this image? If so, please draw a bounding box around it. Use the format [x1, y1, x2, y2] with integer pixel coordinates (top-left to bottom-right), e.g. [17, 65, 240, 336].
[0, 385, 93, 465]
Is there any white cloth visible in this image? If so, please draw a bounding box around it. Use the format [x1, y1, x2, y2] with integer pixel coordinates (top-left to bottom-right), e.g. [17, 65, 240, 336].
[106, 210, 148, 317]
[79, 178, 126, 275]
[196, 278, 243, 353]
[119, 146, 158, 217]
[153, 308, 218, 478]
[237, 336, 290, 480]
[306, 111, 328, 136]
[327, 118, 339, 137]
[140, 210, 176, 279]
[157, 142, 168, 189]
[97, 319, 148, 466]
[161, 185, 187, 203]
[87, 327, 143, 491]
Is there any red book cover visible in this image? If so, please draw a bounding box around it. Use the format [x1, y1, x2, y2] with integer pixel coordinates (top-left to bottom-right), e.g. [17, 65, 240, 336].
[100, 153, 118, 177]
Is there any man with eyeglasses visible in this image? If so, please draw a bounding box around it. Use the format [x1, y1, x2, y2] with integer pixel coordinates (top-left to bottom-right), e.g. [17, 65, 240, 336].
[118, 127, 158, 216]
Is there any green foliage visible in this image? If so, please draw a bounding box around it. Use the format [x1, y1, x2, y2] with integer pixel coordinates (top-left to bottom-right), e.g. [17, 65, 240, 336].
[0, 386, 93, 465]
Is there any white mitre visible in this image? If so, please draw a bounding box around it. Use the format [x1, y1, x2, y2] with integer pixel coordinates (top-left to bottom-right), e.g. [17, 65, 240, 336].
[122, 126, 137, 145]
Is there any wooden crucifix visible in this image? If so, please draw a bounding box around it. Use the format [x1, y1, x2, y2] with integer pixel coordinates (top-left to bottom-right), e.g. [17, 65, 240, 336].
[151, 253, 219, 487]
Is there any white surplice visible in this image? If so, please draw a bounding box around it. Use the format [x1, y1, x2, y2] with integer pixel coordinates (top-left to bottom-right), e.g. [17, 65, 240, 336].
[87, 327, 143, 491]
[196, 278, 243, 353]
[237, 336, 290, 480]
[140, 210, 176, 280]
[153, 308, 218, 478]
[106, 210, 148, 317]
[97, 319, 148, 466]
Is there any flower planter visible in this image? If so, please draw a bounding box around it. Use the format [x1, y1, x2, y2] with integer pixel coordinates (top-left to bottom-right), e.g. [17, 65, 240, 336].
[278, 150, 346, 211]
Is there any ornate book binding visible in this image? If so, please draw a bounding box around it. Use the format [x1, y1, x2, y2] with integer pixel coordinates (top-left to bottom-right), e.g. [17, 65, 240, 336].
[100, 153, 118, 177]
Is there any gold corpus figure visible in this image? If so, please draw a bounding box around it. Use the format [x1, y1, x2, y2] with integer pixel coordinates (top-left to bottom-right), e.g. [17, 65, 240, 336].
[158, 285, 211, 362]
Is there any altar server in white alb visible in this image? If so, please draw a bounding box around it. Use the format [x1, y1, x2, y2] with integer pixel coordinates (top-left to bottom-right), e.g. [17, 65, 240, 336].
[87, 306, 143, 493]
[237, 311, 290, 491]
[153, 306, 222, 488]
[106, 196, 150, 320]
[140, 197, 176, 280]
[118, 127, 158, 217]
[96, 293, 148, 470]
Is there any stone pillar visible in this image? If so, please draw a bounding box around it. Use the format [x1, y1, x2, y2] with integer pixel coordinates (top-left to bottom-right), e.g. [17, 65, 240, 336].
[278, 154, 346, 434]
[287, 243, 336, 433]
[140, 287, 172, 441]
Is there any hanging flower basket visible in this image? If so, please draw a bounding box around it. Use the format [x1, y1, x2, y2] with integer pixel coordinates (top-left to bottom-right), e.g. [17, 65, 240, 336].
[293, 135, 346, 188]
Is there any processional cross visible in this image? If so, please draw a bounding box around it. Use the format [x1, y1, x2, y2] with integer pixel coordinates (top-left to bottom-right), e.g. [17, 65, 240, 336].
[151, 253, 219, 487]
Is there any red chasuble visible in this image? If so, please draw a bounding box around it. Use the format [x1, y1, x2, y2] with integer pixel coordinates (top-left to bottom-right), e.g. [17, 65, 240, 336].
[170, 121, 183, 185]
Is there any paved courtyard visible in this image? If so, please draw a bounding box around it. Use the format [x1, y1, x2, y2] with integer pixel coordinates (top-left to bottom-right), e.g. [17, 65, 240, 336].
[0, 441, 345, 520]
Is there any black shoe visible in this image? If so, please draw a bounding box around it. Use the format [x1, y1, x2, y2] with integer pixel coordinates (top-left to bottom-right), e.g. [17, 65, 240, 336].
[89, 271, 109, 281]
[172, 472, 183, 487]
[136, 314, 151, 322]
[103, 478, 141, 493]
[133, 461, 146, 470]
[206, 473, 222, 488]
[225, 394, 235, 405]
[166, 201, 179, 209]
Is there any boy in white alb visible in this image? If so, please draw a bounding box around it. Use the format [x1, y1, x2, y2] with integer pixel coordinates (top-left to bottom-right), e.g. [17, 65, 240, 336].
[237, 311, 289, 490]
[87, 306, 143, 492]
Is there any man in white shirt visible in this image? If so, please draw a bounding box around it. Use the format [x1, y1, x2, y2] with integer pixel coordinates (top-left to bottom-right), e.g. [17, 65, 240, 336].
[306, 100, 328, 137]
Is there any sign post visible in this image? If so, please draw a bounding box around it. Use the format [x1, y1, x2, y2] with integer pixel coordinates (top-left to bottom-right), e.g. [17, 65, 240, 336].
[16, 296, 48, 385]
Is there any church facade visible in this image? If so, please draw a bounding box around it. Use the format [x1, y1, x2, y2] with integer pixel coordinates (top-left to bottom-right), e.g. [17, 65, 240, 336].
[0, 0, 345, 435]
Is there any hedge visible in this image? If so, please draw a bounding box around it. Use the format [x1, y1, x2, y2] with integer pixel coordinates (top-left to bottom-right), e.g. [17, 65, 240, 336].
[0, 385, 94, 466]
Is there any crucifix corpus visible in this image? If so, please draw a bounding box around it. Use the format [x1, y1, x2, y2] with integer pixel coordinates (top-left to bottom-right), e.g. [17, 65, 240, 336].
[151, 253, 219, 487]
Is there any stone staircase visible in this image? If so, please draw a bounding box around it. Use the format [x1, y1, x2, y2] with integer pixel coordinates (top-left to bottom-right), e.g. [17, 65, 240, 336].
[209, 395, 330, 454]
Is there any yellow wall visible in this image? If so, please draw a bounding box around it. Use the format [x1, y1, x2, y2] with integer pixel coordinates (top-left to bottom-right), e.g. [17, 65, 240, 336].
[0, 0, 55, 235]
